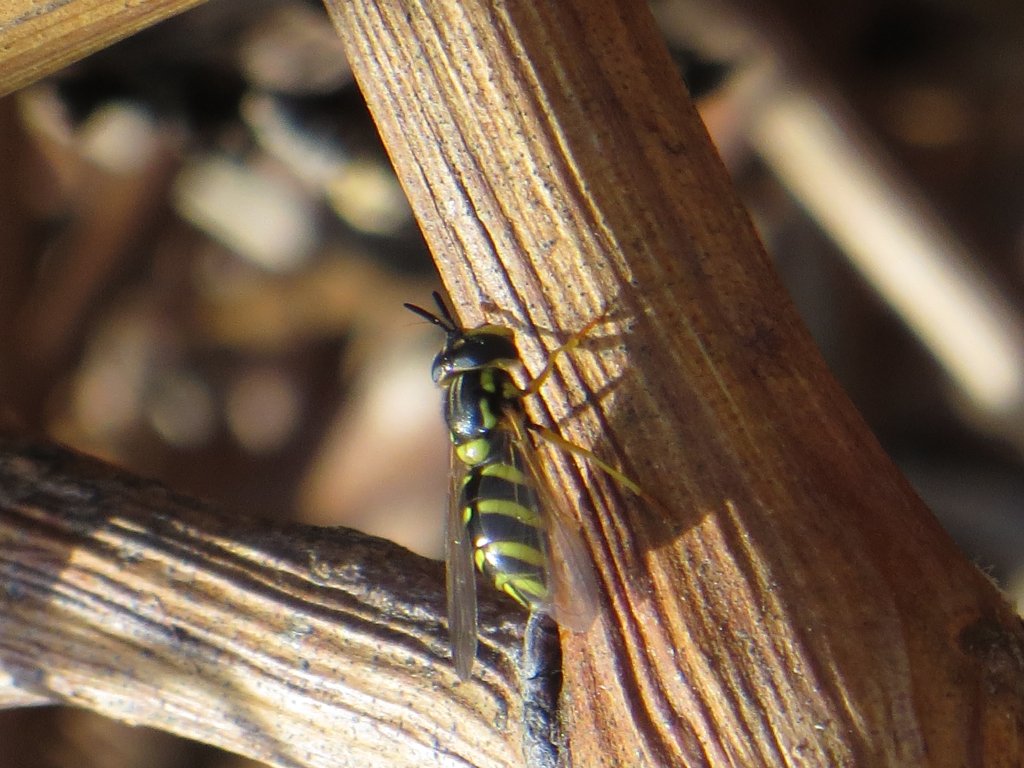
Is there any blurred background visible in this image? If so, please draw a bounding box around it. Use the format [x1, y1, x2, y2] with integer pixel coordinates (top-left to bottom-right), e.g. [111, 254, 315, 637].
[0, 0, 1022, 765]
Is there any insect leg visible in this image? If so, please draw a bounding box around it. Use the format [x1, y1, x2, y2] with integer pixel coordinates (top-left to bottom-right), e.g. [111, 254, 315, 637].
[519, 312, 610, 396]
[527, 423, 647, 499]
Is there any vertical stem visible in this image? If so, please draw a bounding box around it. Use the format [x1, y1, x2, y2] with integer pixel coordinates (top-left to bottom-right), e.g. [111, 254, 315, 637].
[326, 0, 1024, 765]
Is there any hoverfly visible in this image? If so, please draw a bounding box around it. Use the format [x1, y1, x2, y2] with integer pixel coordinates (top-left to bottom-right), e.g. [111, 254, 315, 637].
[405, 292, 641, 678]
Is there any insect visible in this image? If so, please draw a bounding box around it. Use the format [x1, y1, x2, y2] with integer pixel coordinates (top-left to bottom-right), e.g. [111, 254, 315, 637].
[405, 291, 641, 678]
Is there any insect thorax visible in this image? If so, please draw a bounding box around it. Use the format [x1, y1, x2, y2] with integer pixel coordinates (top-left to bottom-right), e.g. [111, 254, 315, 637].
[445, 366, 522, 461]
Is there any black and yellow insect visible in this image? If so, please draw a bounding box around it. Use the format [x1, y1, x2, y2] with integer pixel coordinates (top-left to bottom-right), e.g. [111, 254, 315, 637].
[405, 292, 635, 678]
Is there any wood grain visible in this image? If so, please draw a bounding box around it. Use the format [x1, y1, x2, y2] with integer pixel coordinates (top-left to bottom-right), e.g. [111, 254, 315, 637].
[0, 0, 208, 96]
[2, 0, 1022, 765]
[323, 0, 1024, 766]
[0, 435, 524, 768]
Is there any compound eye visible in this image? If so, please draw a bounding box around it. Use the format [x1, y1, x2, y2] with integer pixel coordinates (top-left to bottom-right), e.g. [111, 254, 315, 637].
[451, 337, 491, 370]
[430, 351, 447, 383]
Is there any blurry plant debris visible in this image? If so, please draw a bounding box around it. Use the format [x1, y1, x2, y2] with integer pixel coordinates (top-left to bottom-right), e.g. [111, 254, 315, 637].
[1, 1, 1024, 768]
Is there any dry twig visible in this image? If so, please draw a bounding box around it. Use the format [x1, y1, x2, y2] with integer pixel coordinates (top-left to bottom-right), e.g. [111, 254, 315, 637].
[0, 0, 208, 96]
[325, 0, 1024, 765]
[0, 435, 525, 767]
[1, 0, 1023, 766]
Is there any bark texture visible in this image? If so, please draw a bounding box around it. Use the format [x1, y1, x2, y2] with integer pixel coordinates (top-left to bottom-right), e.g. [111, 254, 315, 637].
[0, 0, 1022, 765]
[323, 1, 1024, 766]
[0, 0, 207, 96]
[0, 435, 524, 767]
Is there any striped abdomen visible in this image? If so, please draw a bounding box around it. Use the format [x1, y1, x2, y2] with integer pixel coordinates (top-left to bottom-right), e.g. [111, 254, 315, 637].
[444, 366, 551, 608]
[459, 430, 549, 608]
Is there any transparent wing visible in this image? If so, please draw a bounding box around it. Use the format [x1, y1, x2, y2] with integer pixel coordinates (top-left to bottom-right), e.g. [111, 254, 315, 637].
[445, 442, 477, 679]
[505, 411, 600, 632]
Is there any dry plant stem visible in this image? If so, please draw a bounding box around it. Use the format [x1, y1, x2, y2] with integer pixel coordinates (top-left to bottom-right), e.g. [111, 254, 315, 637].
[0, 436, 525, 768]
[326, 1, 1024, 766]
[0, 0, 208, 96]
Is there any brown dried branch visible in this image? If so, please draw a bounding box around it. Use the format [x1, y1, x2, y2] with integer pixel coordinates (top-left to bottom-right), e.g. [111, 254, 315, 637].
[0, 0, 209, 97]
[324, 0, 1024, 766]
[0, 435, 524, 767]
[3, 0, 1023, 765]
